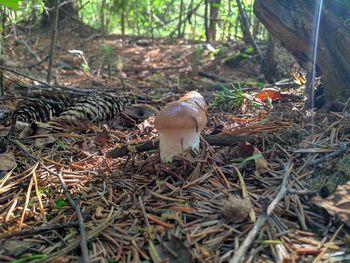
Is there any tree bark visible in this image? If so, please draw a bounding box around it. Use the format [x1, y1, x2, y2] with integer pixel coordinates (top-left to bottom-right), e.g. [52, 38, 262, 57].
[100, 0, 106, 33]
[41, 0, 78, 27]
[262, 34, 278, 83]
[235, 0, 261, 58]
[204, 0, 209, 42]
[46, 0, 59, 84]
[208, 0, 221, 41]
[254, 0, 350, 104]
[177, 0, 184, 37]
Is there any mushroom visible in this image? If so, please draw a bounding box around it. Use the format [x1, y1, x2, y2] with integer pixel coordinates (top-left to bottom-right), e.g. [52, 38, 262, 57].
[154, 91, 208, 163]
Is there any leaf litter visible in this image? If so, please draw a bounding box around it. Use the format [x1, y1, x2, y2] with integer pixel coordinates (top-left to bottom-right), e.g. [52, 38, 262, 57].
[0, 29, 349, 263]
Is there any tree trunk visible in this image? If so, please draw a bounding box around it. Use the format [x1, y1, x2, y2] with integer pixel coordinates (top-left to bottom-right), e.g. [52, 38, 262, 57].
[121, 13, 125, 36]
[262, 35, 278, 83]
[41, 0, 78, 27]
[177, 0, 184, 37]
[204, 0, 209, 42]
[208, 0, 221, 41]
[254, 0, 350, 104]
[46, 0, 59, 84]
[100, 0, 106, 33]
[235, 0, 261, 58]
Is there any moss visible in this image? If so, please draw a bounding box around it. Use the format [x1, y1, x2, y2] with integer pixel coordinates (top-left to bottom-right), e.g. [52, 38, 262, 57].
[309, 154, 350, 197]
[224, 47, 255, 68]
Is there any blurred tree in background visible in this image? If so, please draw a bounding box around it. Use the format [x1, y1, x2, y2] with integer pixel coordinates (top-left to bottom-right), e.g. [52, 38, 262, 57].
[6, 0, 266, 42]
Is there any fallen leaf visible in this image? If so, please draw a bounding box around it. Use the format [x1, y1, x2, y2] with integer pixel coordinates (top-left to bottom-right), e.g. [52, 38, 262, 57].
[253, 147, 270, 176]
[156, 236, 193, 263]
[312, 181, 350, 227]
[94, 125, 110, 146]
[35, 136, 56, 148]
[221, 195, 252, 223]
[3, 240, 36, 257]
[0, 151, 17, 171]
[255, 88, 284, 102]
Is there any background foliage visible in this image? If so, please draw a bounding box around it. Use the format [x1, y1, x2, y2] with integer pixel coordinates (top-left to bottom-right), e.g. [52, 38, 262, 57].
[5, 0, 267, 41]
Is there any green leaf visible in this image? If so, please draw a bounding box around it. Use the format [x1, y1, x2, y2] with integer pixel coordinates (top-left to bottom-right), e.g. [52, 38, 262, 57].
[54, 198, 67, 209]
[0, 0, 20, 10]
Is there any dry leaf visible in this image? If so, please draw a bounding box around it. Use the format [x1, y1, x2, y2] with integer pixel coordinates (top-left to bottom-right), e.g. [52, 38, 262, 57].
[35, 136, 56, 148]
[312, 181, 350, 227]
[255, 88, 284, 102]
[0, 151, 17, 171]
[94, 125, 110, 146]
[156, 236, 193, 263]
[253, 147, 269, 176]
[221, 196, 252, 223]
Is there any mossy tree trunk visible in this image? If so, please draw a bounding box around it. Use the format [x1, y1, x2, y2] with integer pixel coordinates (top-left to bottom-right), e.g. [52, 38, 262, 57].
[254, 0, 350, 104]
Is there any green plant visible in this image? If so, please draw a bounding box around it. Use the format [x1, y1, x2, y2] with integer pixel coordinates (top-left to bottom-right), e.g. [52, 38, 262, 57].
[54, 198, 67, 209]
[211, 84, 245, 112]
[0, 0, 20, 10]
[81, 62, 91, 73]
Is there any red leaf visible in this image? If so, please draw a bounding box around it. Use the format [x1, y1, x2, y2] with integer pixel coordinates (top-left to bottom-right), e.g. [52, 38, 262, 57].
[255, 88, 284, 102]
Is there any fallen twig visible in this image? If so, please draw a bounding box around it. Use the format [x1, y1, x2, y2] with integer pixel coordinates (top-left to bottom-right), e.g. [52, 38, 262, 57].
[41, 163, 90, 263]
[0, 222, 79, 239]
[308, 142, 347, 168]
[107, 133, 254, 158]
[229, 160, 292, 263]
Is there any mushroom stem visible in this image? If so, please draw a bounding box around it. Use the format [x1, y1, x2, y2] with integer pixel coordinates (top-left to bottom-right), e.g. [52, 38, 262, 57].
[159, 129, 200, 163]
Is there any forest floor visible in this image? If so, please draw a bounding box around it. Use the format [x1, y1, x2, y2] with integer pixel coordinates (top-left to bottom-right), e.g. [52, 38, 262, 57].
[0, 20, 350, 263]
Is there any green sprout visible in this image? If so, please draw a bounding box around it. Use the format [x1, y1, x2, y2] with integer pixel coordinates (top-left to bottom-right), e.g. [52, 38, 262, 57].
[211, 84, 245, 112]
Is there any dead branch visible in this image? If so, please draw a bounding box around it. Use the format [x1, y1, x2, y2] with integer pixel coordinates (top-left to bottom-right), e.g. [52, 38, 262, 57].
[229, 160, 292, 263]
[307, 142, 347, 168]
[106, 133, 254, 158]
[0, 222, 79, 239]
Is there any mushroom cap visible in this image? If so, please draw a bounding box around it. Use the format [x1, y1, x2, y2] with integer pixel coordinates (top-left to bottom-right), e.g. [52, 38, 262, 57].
[154, 91, 207, 130]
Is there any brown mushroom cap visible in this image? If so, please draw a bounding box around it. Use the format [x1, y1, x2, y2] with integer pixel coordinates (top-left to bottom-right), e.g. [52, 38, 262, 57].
[154, 91, 207, 130]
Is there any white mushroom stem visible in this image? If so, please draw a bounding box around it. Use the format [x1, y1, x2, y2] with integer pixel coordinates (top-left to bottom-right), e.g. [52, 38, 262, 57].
[158, 129, 200, 163]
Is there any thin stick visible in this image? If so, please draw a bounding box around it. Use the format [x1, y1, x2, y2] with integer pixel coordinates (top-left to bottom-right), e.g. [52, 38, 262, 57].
[32, 169, 47, 221]
[312, 224, 344, 263]
[42, 164, 90, 263]
[0, 222, 79, 239]
[229, 161, 292, 263]
[19, 163, 39, 229]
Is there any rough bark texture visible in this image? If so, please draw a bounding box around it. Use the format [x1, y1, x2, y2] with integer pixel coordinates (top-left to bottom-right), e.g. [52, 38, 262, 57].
[254, 0, 350, 103]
